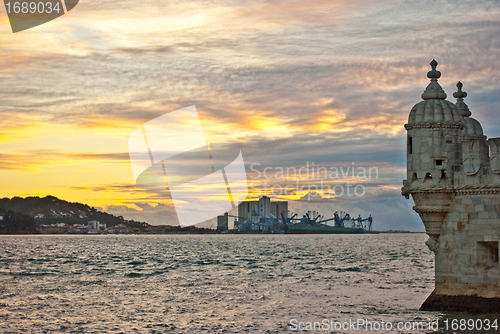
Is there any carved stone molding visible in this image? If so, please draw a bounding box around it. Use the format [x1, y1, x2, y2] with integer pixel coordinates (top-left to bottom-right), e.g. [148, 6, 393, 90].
[413, 205, 450, 213]
[405, 122, 464, 130]
[405, 187, 454, 194]
[406, 186, 500, 196]
[455, 186, 500, 195]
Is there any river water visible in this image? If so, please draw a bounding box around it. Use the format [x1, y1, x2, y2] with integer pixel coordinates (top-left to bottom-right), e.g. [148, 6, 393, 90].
[0, 234, 491, 333]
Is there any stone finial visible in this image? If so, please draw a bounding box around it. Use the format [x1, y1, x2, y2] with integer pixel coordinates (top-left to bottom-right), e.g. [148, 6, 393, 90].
[421, 59, 447, 100]
[453, 81, 471, 117]
[427, 59, 441, 80]
[453, 82, 467, 100]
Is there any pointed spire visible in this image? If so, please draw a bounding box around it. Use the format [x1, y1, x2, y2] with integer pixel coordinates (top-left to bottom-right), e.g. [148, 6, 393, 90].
[421, 59, 447, 100]
[453, 81, 471, 117]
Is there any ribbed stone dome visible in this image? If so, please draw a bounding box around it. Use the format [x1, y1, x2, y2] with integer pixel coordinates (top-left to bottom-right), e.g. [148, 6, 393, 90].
[453, 82, 472, 117]
[463, 117, 484, 137]
[406, 60, 463, 127]
[408, 99, 462, 124]
[453, 82, 484, 137]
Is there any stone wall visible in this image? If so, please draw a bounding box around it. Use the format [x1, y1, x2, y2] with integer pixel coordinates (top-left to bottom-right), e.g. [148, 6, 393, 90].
[436, 192, 500, 298]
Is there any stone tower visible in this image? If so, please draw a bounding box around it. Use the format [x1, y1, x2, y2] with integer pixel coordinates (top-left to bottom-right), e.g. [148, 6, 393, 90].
[402, 60, 500, 312]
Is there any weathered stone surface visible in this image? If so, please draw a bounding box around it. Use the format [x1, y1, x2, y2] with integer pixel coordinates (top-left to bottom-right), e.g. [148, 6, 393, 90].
[402, 60, 500, 313]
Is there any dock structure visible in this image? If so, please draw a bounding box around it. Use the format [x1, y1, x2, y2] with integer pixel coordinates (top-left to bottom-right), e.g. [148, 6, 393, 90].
[217, 196, 372, 234]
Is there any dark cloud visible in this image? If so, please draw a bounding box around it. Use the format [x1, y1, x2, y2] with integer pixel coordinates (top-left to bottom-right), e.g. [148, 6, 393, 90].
[106, 202, 179, 226]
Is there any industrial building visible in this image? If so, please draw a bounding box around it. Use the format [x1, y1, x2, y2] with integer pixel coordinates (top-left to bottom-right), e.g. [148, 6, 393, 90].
[238, 196, 288, 223]
[216, 196, 288, 232]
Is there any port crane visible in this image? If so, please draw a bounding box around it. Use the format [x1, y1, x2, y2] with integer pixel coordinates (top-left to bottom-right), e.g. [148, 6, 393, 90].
[285, 211, 351, 227]
[284, 211, 372, 232]
[355, 214, 373, 232]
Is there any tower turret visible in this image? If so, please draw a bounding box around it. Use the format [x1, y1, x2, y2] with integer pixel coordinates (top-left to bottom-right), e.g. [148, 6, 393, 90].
[403, 60, 500, 313]
[453, 82, 490, 176]
[402, 60, 463, 240]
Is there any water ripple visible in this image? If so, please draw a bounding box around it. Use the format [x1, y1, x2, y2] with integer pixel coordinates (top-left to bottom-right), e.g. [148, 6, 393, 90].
[0, 234, 443, 333]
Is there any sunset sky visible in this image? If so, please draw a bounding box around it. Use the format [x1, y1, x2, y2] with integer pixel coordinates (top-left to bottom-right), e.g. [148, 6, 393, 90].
[1, 0, 499, 230]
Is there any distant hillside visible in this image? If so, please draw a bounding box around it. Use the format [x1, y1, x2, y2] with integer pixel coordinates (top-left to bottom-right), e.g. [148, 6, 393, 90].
[0, 196, 148, 228]
[0, 210, 38, 234]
